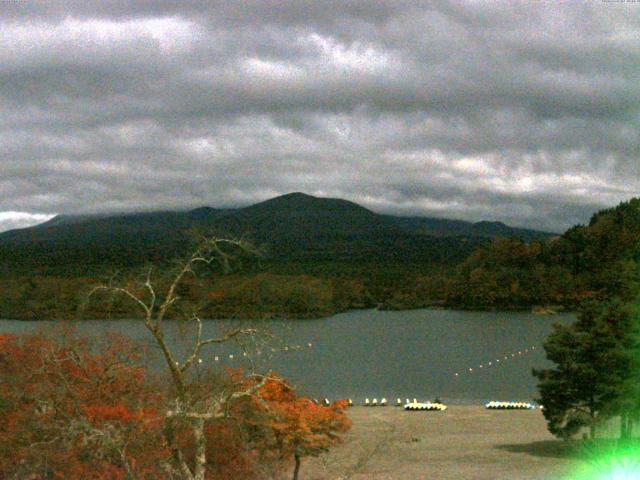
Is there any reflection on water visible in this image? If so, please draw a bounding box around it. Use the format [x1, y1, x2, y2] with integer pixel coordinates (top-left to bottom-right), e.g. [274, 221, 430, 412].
[0, 309, 574, 404]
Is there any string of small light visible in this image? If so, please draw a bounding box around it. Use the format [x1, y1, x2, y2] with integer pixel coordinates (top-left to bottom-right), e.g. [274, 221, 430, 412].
[210, 342, 313, 362]
[454, 346, 537, 377]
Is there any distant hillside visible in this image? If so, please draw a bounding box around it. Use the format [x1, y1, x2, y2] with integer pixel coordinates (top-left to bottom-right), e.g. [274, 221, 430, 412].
[385, 216, 553, 242]
[3, 193, 635, 320]
[0, 192, 554, 276]
[0, 193, 551, 276]
[445, 198, 640, 309]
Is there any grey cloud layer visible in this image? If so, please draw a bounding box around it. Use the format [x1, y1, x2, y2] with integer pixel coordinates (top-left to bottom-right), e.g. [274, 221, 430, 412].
[1, 0, 639, 233]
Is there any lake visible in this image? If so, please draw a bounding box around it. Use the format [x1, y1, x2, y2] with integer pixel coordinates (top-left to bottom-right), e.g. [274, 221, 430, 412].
[0, 309, 574, 404]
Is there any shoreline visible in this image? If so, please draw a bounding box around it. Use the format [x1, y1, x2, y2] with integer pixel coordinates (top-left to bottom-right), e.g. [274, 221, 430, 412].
[0, 304, 572, 322]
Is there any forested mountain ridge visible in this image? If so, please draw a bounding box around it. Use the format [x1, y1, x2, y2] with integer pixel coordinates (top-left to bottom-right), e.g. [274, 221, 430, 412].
[0, 192, 559, 320]
[6, 192, 635, 319]
[0, 192, 553, 276]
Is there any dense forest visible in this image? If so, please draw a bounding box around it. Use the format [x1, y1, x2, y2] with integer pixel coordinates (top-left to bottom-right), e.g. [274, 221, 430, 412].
[445, 198, 640, 309]
[1, 193, 638, 320]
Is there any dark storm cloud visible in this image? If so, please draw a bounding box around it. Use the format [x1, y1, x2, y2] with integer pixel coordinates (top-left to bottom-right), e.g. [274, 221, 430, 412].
[1, 0, 639, 233]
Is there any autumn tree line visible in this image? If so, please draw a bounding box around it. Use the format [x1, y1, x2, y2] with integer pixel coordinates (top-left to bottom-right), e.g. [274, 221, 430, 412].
[0, 331, 350, 479]
[3, 199, 640, 321]
[445, 199, 640, 309]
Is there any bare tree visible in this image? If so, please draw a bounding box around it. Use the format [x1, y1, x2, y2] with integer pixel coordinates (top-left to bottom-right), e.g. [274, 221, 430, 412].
[89, 237, 274, 480]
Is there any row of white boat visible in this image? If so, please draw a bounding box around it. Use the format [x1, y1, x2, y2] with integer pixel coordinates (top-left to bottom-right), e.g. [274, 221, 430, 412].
[360, 398, 447, 408]
[404, 402, 448, 411]
[485, 401, 538, 410]
[358, 398, 448, 410]
[314, 398, 539, 411]
[314, 398, 439, 408]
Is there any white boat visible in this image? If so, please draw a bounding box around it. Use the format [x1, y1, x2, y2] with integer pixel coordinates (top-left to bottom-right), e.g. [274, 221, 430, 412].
[485, 401, 535, 410]
[404, 401, 447, 411]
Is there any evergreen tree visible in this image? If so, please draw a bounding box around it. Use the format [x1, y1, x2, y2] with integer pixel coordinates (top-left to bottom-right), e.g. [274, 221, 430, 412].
[533, 299, 637, 439]
[615, 298, 640, 439]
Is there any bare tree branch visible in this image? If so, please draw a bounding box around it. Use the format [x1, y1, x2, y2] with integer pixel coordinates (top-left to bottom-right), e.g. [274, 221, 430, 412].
[83, 236, 273, 480]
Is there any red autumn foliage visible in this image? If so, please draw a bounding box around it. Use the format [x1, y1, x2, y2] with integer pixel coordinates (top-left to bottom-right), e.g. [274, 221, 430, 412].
[0, 331, 167, 479]
[0, 333, 351, 479]
[255, 375, 352, 479]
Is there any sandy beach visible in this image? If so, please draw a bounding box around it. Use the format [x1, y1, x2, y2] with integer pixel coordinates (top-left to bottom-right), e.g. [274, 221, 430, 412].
[301, 406, 586, 480]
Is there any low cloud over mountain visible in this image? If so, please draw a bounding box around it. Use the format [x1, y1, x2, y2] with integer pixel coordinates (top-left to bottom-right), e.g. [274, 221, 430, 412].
[1, 1, 638, 233]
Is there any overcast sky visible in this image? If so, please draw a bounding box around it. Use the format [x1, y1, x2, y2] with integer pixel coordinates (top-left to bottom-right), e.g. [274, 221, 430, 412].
[1, 1, 639, 233]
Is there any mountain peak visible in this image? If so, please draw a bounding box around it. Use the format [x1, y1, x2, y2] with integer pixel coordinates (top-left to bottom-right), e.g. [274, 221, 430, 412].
[259, 192, 322, 205]
[278, 192, 314, 200]
[245, 192, 374, 215]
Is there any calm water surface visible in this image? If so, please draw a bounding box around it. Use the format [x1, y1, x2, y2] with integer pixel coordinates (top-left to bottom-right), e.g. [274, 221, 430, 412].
[0, 309, 574, 404]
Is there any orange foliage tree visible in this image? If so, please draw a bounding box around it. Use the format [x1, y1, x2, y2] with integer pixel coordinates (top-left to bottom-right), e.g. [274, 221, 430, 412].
[0, 331, 166, 479]
[0, 333, 352, 479]
[256, 376, 352, 480]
